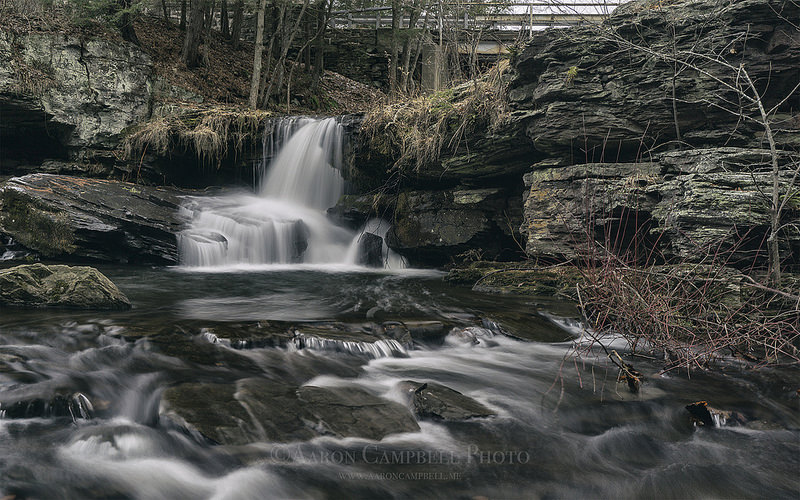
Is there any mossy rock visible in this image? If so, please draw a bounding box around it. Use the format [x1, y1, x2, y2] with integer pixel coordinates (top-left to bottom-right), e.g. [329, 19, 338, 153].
[0, 263, 130, 309]
[446, 261, 583, 298]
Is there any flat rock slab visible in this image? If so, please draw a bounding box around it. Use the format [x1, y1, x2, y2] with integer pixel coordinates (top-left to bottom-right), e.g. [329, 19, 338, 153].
[0, 263, 130, 309]
[0, 173, 189, 264]
[400, 381, 495, 421]
[160, 378, 420, 446]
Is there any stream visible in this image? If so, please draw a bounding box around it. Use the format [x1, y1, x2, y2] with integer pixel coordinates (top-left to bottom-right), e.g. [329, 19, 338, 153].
[1, 267, 798, 499]
[1, 117, 798, 499]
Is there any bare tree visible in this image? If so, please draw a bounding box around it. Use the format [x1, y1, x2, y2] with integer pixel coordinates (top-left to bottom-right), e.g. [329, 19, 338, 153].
[181, 0, 206, 67]
[230, 0, 243, 49]
[249, 0, 268, 108]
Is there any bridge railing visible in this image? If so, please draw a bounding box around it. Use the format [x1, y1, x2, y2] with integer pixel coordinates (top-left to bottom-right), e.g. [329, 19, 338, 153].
[329, 2, 623, 30]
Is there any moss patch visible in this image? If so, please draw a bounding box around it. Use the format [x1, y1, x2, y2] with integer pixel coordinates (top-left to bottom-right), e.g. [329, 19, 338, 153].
[446, 261, 583, 298]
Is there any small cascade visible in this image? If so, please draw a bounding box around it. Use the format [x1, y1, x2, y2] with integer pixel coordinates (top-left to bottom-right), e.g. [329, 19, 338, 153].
[177, 117, 405, 269]
[293, 334, 408, 358]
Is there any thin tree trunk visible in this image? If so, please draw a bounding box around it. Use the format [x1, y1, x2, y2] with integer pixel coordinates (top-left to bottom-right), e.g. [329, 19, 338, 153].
[264, 0, 310, 103]
[311, 0, 331, 89]
[400, 0, 423, 93]
[116, 0, 140, 45]
[180, 0, 187, 29]
[741, 67, 783, 285]
[182, 0, 205, 67]
[220, 0, 229, 38]
[161, 0, 169, 20]
[230, 0, 243, 49]
[259, 2, 286, 106]
[389, 0, 400, 95]
[204, 0, 216, 37]
[304, 12, 312, 72]
[250, 0, 268, 108]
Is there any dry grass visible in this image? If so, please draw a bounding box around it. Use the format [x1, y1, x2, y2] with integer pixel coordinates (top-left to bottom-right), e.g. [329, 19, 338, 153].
[123, 105, 271, 166]
[361, 59, 512, 174]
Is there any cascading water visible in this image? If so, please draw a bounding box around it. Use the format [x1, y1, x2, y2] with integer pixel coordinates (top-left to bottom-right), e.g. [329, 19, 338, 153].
[178, 117, 404, 269]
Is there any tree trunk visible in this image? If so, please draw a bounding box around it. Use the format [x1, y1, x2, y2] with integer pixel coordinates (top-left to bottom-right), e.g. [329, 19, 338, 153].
[389, 0, 400, 95]
[116, 0, 140, 46]
[180, 0, 187, 29]
[400, 0, 423, 93]
[311, 0, 330, 89]
[264, 0, 310, 104]
[220, 0, 229, 39]
[249, 0, 268, 108]
[230, 0, 243, 49]
[182, 0, 205, 68]
[304, 12, 312, 72]
[161, 0, 169, 20]
[204, 0, 216, 37]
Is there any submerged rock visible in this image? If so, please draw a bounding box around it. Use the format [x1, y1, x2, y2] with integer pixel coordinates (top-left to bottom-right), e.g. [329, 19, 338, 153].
[160, 379, 420, 445]
[400, 381, 495, 421]
[0, 174, 188, 264]
[0, 263, 130, 309]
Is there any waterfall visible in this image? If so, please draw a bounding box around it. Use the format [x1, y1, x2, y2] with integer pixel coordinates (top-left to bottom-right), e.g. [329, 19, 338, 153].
[178, 117, 405, 270]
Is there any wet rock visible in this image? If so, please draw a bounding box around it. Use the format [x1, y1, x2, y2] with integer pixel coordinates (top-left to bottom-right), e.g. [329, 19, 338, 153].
[402, 321, 446, 340]
[298, 385, 420, 440]
[160, 379, 419, 445]
[0, 263, 130, 309]
[446, 261, 584, 298]
[144, 330, 264, 373]
[327, 193, 394, 229]
[0, 174, 189, 264]
[400, 381, 495, 421]
[686, 400, 748, 428]
[387, 188, 523, 265]
[356, 232, 384, 267]
[0, 392, 94, 421]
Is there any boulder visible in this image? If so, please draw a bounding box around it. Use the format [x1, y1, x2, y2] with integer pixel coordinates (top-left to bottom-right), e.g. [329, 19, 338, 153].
[0, 263, 130, 309]
[400, 381, 495, 421]
[160, 378, 420, 445]
[0, 174, 188, 264]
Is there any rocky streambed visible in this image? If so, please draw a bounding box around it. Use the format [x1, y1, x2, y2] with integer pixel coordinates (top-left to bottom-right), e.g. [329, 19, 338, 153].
[0, 266, 798, 499]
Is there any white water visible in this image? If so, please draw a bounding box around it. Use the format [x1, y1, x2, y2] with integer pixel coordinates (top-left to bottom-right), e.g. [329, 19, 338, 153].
[178, 117, 405, 270]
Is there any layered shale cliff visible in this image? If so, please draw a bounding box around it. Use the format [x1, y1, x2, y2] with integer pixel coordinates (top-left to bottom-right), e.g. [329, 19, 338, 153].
[346, 0, 799, 269]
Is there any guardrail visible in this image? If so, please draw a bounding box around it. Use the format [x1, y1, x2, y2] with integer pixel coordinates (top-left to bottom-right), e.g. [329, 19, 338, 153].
[329, 2, 622, 30]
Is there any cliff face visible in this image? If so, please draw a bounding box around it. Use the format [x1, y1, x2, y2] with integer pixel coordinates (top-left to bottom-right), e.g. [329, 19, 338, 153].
[512, 0, 799, 268]
[0, 29, 153, 175]
[347, 0, 799, 269]
[510, 0, 799, 159]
